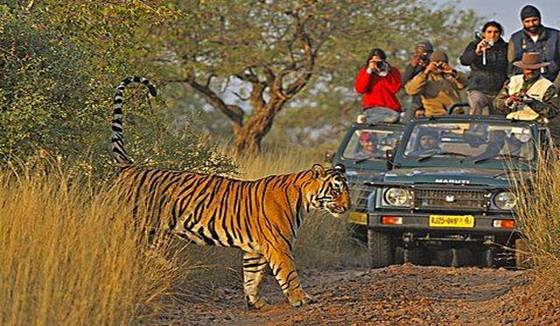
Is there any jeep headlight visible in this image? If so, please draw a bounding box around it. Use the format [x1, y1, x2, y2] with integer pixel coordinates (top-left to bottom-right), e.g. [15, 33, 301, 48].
[494, 191, 517, 210]
[384, 187, 413, 207]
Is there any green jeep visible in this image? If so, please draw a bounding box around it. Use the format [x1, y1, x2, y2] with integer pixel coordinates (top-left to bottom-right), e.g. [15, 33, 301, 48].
[363, 115, 550, 268]
[331, 115, 404, 242]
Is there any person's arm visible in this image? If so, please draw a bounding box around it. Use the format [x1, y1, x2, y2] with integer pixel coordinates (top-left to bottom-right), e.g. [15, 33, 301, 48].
[527, 85, 560, 119]
[449, 71, 468, 90]
[354, 68, 378, 94]
[549, 33, 560, 80]
[402, 64, 420, 84]
[494, 80, 513, 113]
[507, 40, 516, 76]
[459, 41, 479, 66]
[441, 63, 467, 90]
[404, 71, 428, 96]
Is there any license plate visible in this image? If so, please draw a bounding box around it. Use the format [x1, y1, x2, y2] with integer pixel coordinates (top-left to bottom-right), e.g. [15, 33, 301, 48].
[348, 212, 367, 225]
[429, 215, 475, 228]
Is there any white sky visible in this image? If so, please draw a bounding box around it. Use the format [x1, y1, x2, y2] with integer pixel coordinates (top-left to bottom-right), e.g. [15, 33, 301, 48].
[443, 0, 560, 40]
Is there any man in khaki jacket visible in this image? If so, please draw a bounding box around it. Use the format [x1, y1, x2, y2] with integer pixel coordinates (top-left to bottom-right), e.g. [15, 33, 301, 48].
[405, 51, 468, 117]
[494, 52, 559, 121]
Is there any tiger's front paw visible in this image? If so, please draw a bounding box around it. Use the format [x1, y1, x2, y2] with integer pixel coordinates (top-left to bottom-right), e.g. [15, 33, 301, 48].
[289, 292, 316, 307]
[246, 296, 270, 310]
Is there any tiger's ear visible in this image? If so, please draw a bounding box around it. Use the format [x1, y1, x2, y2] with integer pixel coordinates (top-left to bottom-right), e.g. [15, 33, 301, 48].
[312, 164, 326, 178]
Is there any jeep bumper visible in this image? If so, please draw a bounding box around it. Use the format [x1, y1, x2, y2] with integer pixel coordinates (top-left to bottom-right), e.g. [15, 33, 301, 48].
[367, 212, 518, 237]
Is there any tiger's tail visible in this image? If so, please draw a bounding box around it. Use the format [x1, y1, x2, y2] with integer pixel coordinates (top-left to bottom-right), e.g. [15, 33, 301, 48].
[111, 76, 157, 165]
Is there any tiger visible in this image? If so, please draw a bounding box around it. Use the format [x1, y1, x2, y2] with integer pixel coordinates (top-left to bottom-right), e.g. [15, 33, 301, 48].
[110, 76, 351, 308]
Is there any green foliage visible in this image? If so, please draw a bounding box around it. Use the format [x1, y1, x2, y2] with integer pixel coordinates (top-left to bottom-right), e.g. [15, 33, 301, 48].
[15, 1, 483, 153]
[0, 6, 235, 178]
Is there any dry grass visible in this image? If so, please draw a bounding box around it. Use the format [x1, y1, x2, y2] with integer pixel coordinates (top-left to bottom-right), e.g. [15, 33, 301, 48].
[513, 149, 560, 289]
[0, 168, 182, 325]
[0, 147, 362, 324]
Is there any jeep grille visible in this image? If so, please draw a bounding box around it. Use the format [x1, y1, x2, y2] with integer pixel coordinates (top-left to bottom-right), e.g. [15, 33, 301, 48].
[414, 188, 489, 210]
[348, 182, 375, 211]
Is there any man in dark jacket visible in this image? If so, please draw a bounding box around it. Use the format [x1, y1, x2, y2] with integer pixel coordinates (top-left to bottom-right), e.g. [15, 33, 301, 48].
[402, 41, 433, 119]
[460, 21, 508, 115]
[508, 5, 560, 82]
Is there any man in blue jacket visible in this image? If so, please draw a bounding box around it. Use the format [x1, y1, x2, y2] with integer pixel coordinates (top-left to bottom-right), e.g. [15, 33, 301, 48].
[508, 5, 560, 82]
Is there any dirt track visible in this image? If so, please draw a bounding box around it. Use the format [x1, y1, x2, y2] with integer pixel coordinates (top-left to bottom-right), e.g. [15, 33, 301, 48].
[173, 264, 560, 325]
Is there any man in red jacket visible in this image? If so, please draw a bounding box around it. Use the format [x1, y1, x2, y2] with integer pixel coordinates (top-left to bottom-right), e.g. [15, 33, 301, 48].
[354, 48, 402, 114]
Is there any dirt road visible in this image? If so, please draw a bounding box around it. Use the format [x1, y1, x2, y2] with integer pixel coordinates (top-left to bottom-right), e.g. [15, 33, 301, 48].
[172, 264, 560, 325]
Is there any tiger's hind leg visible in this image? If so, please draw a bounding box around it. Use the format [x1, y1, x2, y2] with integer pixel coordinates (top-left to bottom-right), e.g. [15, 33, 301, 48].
[243, 252, 270, 309]
[265, 247, 315, 307]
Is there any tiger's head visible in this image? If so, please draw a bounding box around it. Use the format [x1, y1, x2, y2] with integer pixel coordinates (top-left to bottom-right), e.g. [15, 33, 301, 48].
[303, 164, 351, 217]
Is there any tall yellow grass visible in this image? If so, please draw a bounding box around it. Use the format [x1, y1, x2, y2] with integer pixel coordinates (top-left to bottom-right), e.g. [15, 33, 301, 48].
[0, 169, 180, 325]
[514, 150, 560, 283]
[0, 147, 362, 323]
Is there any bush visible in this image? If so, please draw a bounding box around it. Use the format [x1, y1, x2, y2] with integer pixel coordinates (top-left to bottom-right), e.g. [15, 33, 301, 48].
[0, 8, 235, 180]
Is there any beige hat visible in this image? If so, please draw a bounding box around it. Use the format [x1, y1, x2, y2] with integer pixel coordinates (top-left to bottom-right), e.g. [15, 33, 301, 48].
[513, 52, 550, 70]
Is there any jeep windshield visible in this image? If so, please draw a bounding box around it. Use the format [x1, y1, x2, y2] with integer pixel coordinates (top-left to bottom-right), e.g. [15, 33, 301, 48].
[401, 121, 535, 165]
[342, 128, 402, 162]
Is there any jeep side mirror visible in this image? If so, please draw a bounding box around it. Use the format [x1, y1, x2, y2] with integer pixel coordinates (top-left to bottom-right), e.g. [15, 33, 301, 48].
[325, 151, 335, 163]
[385, 149, 395, 170]
[385, 149, 395, 159]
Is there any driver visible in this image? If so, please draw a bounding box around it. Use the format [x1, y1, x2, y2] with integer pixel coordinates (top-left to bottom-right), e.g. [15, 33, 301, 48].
[475, 130, 528, 160]
[356, 132, 379, 158]
[410, 129, 441, 156]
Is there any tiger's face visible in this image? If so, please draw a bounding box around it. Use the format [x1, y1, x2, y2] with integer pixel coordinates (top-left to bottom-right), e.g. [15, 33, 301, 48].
[305, 164, 351, 217]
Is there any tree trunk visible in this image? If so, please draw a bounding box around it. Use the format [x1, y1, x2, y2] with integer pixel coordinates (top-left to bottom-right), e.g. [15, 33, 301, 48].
[231, 98, 284, 156]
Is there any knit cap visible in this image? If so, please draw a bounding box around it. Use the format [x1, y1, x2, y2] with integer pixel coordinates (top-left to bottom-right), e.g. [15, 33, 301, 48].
[520, 5, 541, 20]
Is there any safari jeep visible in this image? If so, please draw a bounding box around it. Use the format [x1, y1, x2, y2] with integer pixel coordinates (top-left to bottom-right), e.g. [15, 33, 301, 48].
[330, 111, 405, 241]
[363, 115, 551, 268]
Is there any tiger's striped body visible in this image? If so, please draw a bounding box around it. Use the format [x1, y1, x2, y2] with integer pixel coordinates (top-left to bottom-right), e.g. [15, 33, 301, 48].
[110, 77, 351, 308]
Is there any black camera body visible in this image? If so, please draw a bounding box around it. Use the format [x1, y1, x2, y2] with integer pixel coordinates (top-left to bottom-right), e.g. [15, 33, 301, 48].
[377, 60, 389, 71]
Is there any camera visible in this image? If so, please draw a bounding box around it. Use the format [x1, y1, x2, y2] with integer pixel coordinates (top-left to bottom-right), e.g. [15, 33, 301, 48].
[435, 63, 445, 69]
[420, 52, 430, 61]
[376, 60, 388, 71]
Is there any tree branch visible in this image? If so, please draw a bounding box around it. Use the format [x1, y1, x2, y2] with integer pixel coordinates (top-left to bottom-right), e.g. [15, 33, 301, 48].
[168, 77, 244, 127]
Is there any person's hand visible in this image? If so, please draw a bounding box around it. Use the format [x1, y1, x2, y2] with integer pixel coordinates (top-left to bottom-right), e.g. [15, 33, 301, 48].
[441, 62, 455, 75]
[506, 94, 524, 107]
[505, 96, 517, 107]
[368, 58, 378, 71]
[410, 54, 422, 67]
[415, 108, 426, 118]
[475, 40, 492, 55]
[424, 62, 438, 74]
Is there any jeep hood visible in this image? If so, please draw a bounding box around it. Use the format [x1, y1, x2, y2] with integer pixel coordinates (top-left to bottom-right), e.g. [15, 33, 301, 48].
[383, 167, 524, 187]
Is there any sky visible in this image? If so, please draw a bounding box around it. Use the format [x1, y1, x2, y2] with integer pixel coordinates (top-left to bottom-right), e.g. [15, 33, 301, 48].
[442, 0, 560, 40]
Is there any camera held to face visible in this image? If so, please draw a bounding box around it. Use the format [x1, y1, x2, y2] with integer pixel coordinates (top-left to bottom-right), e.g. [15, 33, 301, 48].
[376, 60, 389, 72]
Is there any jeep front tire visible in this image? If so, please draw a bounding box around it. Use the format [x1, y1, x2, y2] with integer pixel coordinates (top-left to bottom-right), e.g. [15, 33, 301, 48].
[367, 229, 394, 268]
